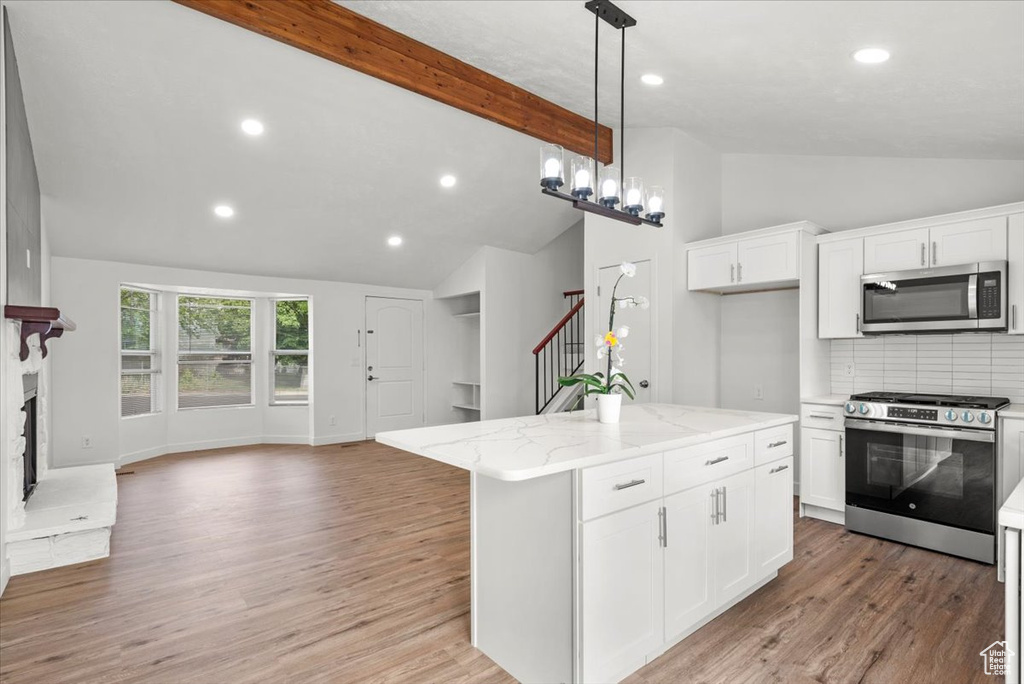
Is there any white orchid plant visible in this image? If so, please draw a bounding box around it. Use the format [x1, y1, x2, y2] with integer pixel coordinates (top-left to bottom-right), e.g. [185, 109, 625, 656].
[558, 261, 648, 399]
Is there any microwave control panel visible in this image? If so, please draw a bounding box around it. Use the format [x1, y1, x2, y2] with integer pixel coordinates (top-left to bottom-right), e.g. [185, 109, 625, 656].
[978, 273, 1002, 319]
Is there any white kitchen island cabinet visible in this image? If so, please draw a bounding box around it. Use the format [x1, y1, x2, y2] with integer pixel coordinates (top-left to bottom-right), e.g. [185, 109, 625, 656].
[378, 403, 798, 684]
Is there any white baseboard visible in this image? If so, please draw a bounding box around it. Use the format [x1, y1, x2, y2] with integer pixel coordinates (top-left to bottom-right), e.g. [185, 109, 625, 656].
[310, 432, 365, 447]
[118, 434, 312, 467]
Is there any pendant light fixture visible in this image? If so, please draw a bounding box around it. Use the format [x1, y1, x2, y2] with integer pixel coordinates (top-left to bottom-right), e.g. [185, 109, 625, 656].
[538, 0, 664, 228]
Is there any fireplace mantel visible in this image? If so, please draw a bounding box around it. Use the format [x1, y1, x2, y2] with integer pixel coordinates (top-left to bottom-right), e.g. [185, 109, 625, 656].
[4, 305, 76, 361]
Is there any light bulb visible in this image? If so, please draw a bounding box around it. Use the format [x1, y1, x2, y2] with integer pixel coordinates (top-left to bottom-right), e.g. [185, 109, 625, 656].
[648, 195, 663, 213]
[601, 179, 617, 197]
[544, 157, 561, 179]
[626, 188, 642, 206]
[574, 169, 590, 188]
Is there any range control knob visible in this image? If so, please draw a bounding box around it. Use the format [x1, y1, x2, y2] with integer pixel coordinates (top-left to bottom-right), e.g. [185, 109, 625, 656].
[978, 412, 992, 425]
[961, 410, 975, 423]
[845, 402, 857, 414]
[945, 409, 958, 422]
[859, 403, 870, 415]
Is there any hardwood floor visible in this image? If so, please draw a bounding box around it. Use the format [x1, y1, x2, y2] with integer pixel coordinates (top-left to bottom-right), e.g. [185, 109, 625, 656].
[0, 442, 1004, 683]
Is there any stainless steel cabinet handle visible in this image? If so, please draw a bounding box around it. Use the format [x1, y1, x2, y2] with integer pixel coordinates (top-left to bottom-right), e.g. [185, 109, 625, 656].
[932, 241, 938, 265]
[710, 489, 719, 525]
[920, 243, 926, 266]
[730, 264, 735, 283]
[737, 262, 743, 282]
[721, 486, 728, 523]
[809, 413, 835, 420]
[839, 434, 844, 456]
[770, 464, 790, 474]
[658, 507, 666, 547]
[662, 506, 668, 547]
[768, 440, 788, 448]
[613, 478, 646, 491]
[856, 313, 861, 334]
[705, 455, 729, 466]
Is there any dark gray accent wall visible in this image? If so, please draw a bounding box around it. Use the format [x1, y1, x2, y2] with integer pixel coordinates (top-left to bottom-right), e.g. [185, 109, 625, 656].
[4, 8, 41, 307]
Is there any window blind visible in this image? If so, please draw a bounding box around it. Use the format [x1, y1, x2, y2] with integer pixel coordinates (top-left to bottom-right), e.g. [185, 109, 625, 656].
[177, 296, 253, 409]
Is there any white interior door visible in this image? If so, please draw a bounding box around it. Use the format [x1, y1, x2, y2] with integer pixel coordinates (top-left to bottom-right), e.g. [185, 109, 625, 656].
[365, 297, 423, 436]
[598, 261, 652, 403]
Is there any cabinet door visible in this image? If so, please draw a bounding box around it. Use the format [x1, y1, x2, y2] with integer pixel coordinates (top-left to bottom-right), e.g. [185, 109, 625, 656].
[931, 216, 1008, 267]
[712, 469, 756, 607]
[800, 428, 844, 512]
[737, 231, 799, 285]
[755, 457, 794, 579]
[864, 228, 929, 273]
[580, 500, 664, 684]
[818, 238, 864, 339]
[1008, 214, 1023, 335]
[688, 243, 738, 291]
[663, 483, 715, 640]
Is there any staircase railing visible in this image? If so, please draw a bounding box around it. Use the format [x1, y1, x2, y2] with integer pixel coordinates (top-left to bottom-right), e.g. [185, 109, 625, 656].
[533, 291, 585, 414]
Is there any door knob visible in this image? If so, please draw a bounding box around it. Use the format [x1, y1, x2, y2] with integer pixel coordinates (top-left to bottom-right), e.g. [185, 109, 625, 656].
[639, 380, 649, 389]
[367, 375, 378, 381]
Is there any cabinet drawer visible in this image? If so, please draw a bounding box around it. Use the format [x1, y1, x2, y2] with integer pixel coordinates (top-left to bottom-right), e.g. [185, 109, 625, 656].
[580, 453, 663, 521]
[755, 424, 794, 466]
[664, 434, 753, 497]
[801, 403, 845, 431]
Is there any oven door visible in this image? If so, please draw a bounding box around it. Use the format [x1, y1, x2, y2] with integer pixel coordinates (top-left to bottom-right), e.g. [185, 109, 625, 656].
[861, 264, 978, 333]
[845, 419, 995, 534]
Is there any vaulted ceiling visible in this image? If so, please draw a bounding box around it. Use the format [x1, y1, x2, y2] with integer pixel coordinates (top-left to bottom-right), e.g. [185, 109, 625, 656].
[6, 1, 1022, 289]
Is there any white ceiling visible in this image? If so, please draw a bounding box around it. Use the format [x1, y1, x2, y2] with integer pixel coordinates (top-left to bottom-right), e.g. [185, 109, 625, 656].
[6, 1, 1022, 290]
[342, 0, 1024, 159]
[5, 0, 578, 289]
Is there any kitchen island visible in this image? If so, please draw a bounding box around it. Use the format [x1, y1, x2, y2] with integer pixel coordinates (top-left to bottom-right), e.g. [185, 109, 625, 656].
[378, 403, 799, 684]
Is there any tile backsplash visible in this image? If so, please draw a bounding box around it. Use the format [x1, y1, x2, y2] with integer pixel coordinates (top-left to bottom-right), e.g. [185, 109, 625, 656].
[830, 334, 1024, 403]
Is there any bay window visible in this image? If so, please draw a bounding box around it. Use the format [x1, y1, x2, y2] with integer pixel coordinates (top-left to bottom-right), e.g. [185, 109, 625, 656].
[177, 296, 253, 409]
[120, 287, 160, 417]
[271, 299, 309, 404]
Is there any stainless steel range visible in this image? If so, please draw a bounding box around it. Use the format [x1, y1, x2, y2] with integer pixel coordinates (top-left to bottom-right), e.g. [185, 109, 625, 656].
[843, 391, 1011, 563]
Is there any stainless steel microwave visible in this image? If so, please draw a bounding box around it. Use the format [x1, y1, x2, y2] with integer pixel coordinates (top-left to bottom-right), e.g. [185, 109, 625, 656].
[860, 261, 1007, 334]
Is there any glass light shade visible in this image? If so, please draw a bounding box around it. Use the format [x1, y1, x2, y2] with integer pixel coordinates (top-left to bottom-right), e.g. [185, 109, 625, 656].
[623, 177, 644, 216]
[598, 165, 620, 208]
[570, 155, 595, 200]
[539, 144, 564, 190]
[645, 185, 665, 222]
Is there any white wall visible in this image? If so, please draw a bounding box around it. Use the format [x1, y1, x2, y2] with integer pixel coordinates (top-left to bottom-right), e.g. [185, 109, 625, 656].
[722, 154, 1024, 235]
[719, 153, 1024, 411]
[49, 256, 433, 467]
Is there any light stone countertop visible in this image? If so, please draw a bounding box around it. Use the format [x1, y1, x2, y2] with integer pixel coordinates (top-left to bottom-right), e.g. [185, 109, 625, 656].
[1000, 404, 1024, 421]
[801, 395, 849, 406]
[1000, 476, 1024, 530]
[377, 403, 798, 482]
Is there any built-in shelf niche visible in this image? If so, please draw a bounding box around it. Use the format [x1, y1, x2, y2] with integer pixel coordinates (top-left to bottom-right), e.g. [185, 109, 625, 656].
[438, 292, 481, 422]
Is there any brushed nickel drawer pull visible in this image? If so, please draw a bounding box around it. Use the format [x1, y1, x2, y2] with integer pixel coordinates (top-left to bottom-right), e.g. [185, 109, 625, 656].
[809, 413, 835, 420]
[770, 464, 790, 474]
[768, 440, 788, 448]
[705, 456, 729, 466]
[613, 478, 645, 491]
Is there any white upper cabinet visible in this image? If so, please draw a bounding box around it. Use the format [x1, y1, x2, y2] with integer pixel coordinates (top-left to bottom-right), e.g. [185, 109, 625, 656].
[931, 216, 1008, 266]
[1009, 214, 1024, 335]
[818, 237, 864, 339]
[863, 217, 1008, 274]
[863, 227, 930, 273]
[737, 231, 799, 285]
[688, 243, 738, 291]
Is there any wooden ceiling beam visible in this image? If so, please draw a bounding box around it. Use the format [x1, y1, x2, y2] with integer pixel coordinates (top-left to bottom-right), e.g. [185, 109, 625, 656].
[173, 0, 614, 163]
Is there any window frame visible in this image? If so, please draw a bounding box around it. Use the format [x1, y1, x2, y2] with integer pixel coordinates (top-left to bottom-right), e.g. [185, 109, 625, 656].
[119, 286, 161, 418]
[175, 294, 256, 411]
[270, 298, 310, 406]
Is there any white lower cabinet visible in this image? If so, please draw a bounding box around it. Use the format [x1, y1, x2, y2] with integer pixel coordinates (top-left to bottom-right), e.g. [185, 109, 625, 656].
[580, 428, 795, 683]
[800, 427, 844, 512]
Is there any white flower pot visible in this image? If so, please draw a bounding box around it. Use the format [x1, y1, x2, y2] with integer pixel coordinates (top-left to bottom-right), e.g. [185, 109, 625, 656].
[596, 393, 622, 424]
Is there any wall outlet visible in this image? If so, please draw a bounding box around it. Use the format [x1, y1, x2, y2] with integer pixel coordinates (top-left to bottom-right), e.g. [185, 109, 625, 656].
[81, 436, 93, 449]
[329, 415, 337, 426]
[753, 384, 764, 400]
[844, 362, 856, 377]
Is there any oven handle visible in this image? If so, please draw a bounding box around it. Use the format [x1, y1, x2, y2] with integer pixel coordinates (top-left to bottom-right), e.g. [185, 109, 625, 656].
[845, 419, 994, 443]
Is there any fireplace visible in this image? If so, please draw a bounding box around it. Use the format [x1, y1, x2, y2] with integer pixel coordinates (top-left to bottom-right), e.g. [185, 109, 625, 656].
[22, 376, 38, 502]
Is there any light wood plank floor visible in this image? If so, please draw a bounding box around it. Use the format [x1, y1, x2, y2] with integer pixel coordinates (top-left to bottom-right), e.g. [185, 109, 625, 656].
[0, 442, 1004, 683]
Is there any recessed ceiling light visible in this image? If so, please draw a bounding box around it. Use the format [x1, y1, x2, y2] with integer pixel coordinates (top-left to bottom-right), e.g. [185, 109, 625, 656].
[213, 204, 235, 218]
[240, 118, 264, 136]
[387, 235, 403, 247]
[439, 174, 457, 188]
[852, 47, 890, 64]
[640, 74, 664, 86]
